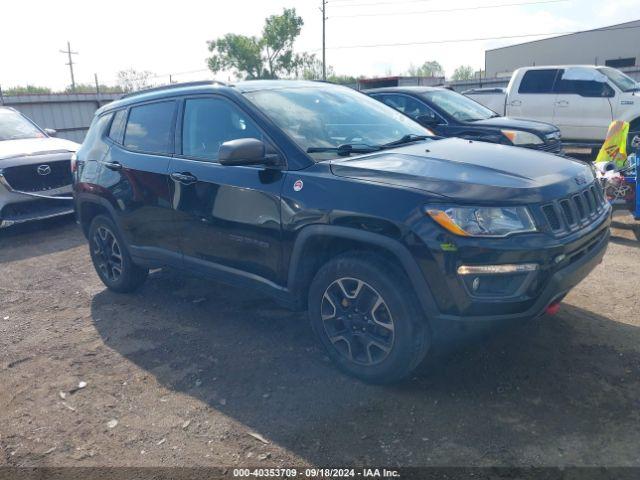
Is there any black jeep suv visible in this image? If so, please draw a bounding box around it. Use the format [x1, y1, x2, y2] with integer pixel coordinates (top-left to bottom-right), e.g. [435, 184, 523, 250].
[74, 80, 611, 383]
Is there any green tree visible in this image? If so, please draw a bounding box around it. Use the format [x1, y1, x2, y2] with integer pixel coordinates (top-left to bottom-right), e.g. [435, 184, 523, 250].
[451, 65, 475, 81]
[117, 69, 154, 93]
[207, 8, 304, 79]
[2, 85, 52, 95]
[64, 83, 124, 94]
[327, 74, 358, 86]
[406, 61, 444, 77]
[294, 52, 335, 80]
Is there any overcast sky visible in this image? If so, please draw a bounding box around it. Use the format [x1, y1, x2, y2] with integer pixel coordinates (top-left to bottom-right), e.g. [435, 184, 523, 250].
[1, 0, 638, 90]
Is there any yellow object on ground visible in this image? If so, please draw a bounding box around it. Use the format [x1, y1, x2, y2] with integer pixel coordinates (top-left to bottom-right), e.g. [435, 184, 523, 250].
[596, 120, 629, 168]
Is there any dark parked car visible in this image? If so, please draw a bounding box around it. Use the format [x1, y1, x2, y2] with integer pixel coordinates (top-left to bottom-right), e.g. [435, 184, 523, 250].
[74, 80, 610, 383]
[366, 86, 563, 154]
[0, 107, 78, 228]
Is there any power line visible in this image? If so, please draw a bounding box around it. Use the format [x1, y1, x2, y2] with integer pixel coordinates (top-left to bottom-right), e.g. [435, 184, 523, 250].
[59, 41, 79, 92]
[331, 0, 438, 7]
[332, 0, 569, 18]
[316, 24, 640, 50]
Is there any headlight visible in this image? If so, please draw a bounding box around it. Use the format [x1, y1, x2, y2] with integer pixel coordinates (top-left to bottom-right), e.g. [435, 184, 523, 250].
[426, 206, 537, 237]
[501, 130, 544, 145]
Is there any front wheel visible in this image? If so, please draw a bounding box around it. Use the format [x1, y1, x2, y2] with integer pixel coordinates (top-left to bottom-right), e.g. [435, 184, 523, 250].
[308, 253, 430, 384]
[88, 215, 148, 293]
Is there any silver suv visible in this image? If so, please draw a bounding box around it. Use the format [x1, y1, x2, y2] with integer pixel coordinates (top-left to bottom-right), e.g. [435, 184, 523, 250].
[0, 107, 78, 228]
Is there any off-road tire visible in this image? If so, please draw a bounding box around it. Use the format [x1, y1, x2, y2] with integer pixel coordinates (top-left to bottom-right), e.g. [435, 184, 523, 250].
[88, 215, 148, 293]
[309, 252, 430, 384]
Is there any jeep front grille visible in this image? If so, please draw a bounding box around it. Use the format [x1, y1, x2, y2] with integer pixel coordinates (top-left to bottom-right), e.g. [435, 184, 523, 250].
[540, 183, 606, 235]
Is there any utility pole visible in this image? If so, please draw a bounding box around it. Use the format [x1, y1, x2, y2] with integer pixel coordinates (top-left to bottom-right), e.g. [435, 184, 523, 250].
[60, 41, 79, 92]
[321, 0, 327, 80]
[94, 73, 100, 99]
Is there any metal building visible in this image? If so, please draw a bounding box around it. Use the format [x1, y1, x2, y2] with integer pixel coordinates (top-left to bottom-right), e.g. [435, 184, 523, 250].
[485, 19, 640, 78]
[0, 93, 120, 143]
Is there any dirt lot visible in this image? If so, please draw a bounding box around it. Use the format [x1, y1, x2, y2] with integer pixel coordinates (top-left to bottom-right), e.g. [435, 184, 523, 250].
[1, 214, 639, 468]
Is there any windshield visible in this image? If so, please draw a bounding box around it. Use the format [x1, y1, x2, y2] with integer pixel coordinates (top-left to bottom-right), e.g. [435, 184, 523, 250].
[0, 108, 45, 141]
[244, 85, 432, 161]
[598, 67, 638, 92]
[421, 89, 497, 122]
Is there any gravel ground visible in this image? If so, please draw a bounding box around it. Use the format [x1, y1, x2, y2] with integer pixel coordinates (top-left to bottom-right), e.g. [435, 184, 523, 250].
[0, 213, 639, 468]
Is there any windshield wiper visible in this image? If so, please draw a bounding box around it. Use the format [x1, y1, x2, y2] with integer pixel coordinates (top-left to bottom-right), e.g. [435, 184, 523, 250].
[307, 143, 383, 156]
[380, 134, 430, 148]
[307, 135, 430, 157]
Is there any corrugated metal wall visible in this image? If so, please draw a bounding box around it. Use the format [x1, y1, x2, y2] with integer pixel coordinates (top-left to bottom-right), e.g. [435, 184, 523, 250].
[0, 93, 121, 143]
[484, 20, 640, 78]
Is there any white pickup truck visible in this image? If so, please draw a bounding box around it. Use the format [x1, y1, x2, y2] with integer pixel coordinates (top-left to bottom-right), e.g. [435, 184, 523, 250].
[465, 65, 640, 150]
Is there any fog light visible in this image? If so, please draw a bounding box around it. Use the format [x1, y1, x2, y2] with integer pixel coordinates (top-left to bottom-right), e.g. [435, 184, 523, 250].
[459, 264, 538, 298]
[457, 263, 538, 275]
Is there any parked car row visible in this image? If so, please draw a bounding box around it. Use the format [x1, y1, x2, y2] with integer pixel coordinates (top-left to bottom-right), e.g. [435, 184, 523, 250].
[364, 86, 563, 154]
[69, 80, 610, 383]
[465, 65, 640, 152]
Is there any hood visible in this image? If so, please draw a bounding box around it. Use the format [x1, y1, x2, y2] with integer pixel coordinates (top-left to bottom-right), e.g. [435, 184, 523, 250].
[471, 117, 558, 135]
[330, 138, 593, 204]
[0, 137, 79, 161]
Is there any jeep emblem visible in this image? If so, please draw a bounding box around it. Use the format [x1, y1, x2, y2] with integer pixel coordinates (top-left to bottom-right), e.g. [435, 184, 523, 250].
[574, 174, 587, 185]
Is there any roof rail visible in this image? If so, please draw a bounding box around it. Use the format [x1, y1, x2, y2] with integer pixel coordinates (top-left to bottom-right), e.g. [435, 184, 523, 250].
[121, 80, 228, 99]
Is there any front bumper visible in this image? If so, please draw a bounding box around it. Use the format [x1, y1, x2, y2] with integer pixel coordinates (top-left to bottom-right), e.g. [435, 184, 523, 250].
[0, 175, 73, 228]
[411, 203, 611, 339]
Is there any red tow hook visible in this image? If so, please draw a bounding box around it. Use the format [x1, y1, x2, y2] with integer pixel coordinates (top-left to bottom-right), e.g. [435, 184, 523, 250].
[545, 301, 561, 316]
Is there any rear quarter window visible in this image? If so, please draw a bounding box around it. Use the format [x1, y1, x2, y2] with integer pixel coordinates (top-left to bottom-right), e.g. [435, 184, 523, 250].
[518, 69, 559, 94]
[108, 109, 128, 144]
[124, 101, 176, 154]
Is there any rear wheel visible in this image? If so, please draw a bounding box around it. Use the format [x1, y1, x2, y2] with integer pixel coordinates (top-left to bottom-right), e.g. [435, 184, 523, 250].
[88, 215, 148, 293]
[309, 253, 430, 384]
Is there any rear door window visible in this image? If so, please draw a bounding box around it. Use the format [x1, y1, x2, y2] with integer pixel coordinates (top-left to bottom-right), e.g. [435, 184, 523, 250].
[124, 101, 176, 154]
[554, 71, 614, 97]
[518, 69, 559, 94]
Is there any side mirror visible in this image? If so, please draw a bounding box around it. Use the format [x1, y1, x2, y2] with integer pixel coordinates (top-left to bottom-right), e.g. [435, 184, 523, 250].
[218, 138, 278, 167]
[44, 128, 57, 137]
[603, 84, 615, 98]
[415, 115, 440, 127]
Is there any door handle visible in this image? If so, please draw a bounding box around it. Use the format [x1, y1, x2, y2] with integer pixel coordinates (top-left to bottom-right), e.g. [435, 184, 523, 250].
[555, 100, 569, 107]
[103, 161, 122, 171]
[509, 100, 522, 107]
[170, 172, 198, 185]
